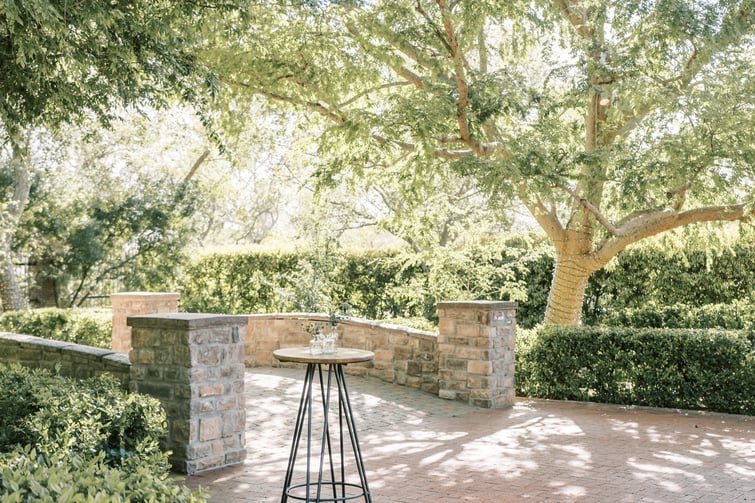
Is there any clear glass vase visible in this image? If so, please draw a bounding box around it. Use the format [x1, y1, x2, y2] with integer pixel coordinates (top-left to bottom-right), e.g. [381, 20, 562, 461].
[322, 331, 338, 354]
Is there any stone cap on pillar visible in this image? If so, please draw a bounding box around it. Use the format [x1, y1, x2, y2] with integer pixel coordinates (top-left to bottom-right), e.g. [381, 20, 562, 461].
[127, 312, 249, 330]
[437, 300, 518, 309]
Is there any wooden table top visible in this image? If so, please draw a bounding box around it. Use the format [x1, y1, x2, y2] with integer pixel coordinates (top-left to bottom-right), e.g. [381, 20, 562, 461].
[273, 347, 375, 365]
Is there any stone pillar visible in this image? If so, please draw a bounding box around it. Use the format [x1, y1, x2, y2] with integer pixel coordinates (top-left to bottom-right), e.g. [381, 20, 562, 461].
[127, 313, 247, 474]
[111, 292, 180, 353]
[437, 301, 517, 409]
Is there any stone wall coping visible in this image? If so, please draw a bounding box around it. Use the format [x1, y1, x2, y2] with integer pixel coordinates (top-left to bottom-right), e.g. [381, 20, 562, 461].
[437, 300, 519, 310]
[0, 332, 128, 358]
[127, 312, 249, 329]
[247, 313, 438, 340]
[102, 352, 131, 365]
[0, 331, 68, 348]
[61, 343, 113, 358]
[111, 292, 181, 299]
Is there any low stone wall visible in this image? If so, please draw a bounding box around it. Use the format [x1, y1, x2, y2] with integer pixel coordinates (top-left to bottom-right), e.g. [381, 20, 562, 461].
[0, 332, 130, 388]
[0, 297, 518, 476]
[246, 314, 440, 394]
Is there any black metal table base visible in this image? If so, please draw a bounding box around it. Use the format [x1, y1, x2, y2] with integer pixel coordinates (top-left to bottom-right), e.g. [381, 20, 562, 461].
[282, 363, 372, 503]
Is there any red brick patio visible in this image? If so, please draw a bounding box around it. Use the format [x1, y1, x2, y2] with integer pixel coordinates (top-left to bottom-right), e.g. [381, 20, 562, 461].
[183, 367, 754, 502]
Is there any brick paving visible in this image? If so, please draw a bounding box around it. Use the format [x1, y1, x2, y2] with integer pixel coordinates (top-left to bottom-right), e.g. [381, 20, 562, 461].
[183, 367, 755, 502]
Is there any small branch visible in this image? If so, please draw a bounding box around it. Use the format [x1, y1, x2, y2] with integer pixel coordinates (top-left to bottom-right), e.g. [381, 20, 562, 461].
[183, 150, 210, 183]
[553, 0, 593, 38]
[557, 183, 621, 235]
[416, 1, 453, 54]
[437, 0, 474, 149]
[519, 192, 566, 246]
[338, 82, 412, 108]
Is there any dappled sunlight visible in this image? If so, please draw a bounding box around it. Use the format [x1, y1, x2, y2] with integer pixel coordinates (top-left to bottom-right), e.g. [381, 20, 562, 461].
[185, 369, 755, 502]
[652, 451, 704, 466]
[548, 481, 587, 498]
[725, 462, 755, 478]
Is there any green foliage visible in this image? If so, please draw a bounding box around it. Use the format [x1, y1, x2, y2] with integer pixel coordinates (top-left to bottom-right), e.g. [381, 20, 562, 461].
[179, 235, 552, 326]
[203, 0, 755, 325]
[0, 0, 221, 133]
[179, 250, 299, 314]
[0, 448, 204, 503]
[585, 236, 755, 320]
[596, 301, 755, 330]
[181, 232, 755, 329]
[14, 153, 200, 307]
[516, 326, 754, 415]
[0, 308, 112, 348]
[0, 365, 204, 501]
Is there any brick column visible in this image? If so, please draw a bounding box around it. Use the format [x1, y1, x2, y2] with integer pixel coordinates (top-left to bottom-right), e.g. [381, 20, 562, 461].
[111, 292, 180, 353]
[127, 313, 247, 474]
[437, 301, 517, 409]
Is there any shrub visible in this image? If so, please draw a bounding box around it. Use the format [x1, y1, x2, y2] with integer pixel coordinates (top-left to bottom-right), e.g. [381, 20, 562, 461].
[516, 325, 754, 415]
[0, 364, 204, 501]
[0, 448, 204, 502]
[584, 236, 755, 322]
[0, 308, 112, 348]
[178, 232, 755, 329]
[597, 301, 755, 330]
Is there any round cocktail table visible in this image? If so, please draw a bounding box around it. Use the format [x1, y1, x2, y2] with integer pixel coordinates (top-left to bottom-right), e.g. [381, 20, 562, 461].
[273, 347, 375, 503]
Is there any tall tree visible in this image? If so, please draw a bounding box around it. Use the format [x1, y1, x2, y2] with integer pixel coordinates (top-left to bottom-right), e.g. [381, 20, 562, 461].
[0, 0, 222, 310]
[204, 0, 754, 324]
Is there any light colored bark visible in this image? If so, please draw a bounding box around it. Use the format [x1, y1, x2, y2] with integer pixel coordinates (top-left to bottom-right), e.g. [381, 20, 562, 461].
[0, 133, 32, 311]
[543, 255, 593, 325]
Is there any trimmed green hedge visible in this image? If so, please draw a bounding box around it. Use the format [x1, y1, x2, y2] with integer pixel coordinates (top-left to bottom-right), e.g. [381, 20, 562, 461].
[179, 236, 552, 328]
[597, 301, 755, 330]
[0, 364, 204, 501]
[516, 326, 754, 415]
[0, 308, 112, 349]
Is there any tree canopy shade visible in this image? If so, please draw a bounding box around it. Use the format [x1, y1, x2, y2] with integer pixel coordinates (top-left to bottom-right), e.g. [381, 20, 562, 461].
[0, 0, 218, 133]
[0, 0, 228, 310]
[204, 0, 755, 324]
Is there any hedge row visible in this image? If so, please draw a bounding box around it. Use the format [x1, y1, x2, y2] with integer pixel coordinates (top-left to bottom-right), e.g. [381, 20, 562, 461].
[596, 301, 755, 330]
[179, 234, 754, 328]
[0, 364, 204, 501]
[585, 238, 755, 319]
[515, 325, 754, 415]
[0, 307, 112, 349]
[179, 236, 553, 328]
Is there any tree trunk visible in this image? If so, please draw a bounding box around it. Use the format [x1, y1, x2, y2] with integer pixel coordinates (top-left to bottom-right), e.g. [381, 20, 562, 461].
[0, 132, 32, 312]
[28, 261, 59, 308]
[543, 253, 596, 325]
[0, 258, 24, 312]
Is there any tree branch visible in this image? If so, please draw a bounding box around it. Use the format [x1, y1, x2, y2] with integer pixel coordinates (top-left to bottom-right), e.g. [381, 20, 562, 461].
[553, 0, 593, 38]
[183, 150, 210, 183]
[519, 191, 566, 247]
[597, 203, 753, 262]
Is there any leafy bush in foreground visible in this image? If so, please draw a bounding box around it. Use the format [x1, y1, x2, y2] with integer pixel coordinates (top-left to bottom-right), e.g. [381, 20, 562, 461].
[0, 365, 204, 502]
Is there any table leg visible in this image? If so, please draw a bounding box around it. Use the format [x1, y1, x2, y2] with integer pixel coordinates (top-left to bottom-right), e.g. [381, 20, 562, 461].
[316, 365, 338, 501]
[282, 363, 316, 503]
[281, 362, 372, 502]
[334, 365, 372, 503]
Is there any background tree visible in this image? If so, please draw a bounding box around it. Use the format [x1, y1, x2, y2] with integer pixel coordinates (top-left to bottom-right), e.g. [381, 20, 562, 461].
[9, 121, 200, 307]
[202, 0, 754, 325]
[0, 0, 224, 310]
